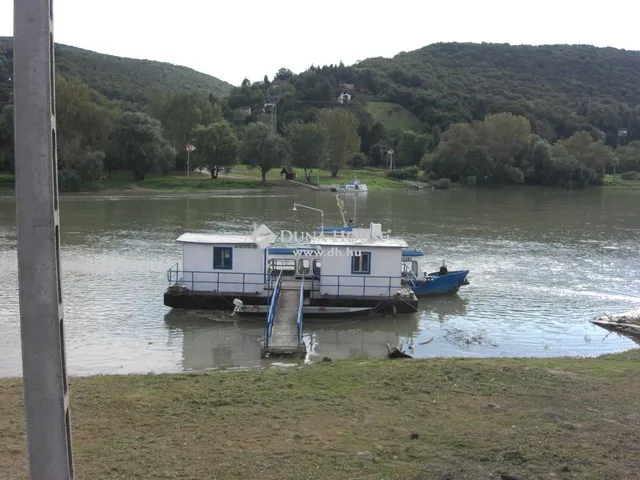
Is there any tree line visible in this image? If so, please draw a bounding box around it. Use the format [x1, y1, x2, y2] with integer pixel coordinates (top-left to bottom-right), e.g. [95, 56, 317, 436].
[2, 40, 640, 189]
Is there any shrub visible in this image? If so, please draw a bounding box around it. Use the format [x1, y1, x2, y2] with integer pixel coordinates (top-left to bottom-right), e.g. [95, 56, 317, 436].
[434, 178, 451, 189]
[75, 149, 105, 183]
[58, 169, 82, 192]
[621, 171, 640, 181]
[386, 166, 420, 180]
[348, 153, 368, 169]
[465, 175, 477, 188]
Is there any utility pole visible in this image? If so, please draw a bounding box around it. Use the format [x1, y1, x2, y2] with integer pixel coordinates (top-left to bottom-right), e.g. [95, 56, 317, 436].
[13, 0, 74, 479]
[186, 144, 195, 178]
[265, 86, 281, 134]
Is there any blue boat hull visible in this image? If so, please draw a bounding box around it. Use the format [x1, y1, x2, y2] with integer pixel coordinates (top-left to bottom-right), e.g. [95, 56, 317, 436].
[404, 270, 470, 296]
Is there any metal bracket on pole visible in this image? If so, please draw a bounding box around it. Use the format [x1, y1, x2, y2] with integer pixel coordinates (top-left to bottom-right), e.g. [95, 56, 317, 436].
[14, 0, 74, 478]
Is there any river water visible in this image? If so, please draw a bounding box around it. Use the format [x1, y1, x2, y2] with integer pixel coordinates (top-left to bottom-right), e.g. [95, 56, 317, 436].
[0, 186, 639, 377]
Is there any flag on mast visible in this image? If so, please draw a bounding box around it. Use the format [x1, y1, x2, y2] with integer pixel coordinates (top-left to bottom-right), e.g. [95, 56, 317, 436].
[336, 195, 344, 211]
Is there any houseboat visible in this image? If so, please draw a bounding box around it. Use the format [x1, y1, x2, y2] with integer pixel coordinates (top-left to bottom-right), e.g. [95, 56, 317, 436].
[164, 223, 418, 315]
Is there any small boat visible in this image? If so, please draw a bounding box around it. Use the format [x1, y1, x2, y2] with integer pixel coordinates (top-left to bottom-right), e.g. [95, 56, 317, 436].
[337, 178, 368, 193]
[401, 253, 469, 296]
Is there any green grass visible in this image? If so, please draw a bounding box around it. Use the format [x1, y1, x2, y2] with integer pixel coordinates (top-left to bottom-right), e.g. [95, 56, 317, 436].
[222, 166, 410, 190]
[0, 173, 14, 194]
[1, 350, 639, 479]
[603, 173, 640, 190]
[312, 169, 408, 190]
[365, 101, 423, 132]
[137, 176, 268, 190]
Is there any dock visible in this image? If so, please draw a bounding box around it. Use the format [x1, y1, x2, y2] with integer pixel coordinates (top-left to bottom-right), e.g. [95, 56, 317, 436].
[263, 273, 306, 357]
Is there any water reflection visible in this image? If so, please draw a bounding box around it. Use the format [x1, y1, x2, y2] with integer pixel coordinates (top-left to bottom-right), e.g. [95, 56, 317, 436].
[1, 187, 639, 377]
[164, 309, 422, 370]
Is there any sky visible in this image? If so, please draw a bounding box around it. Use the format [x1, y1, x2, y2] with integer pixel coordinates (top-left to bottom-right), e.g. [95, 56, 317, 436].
[1, 0, 639, 87]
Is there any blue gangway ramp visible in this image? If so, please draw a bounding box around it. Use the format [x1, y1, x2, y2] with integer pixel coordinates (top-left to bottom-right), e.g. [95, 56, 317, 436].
[264, 273, 305, 356]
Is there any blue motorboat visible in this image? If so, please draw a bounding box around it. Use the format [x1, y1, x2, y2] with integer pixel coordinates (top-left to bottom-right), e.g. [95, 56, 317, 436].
[311, 195, 470, 296]
[400, 250, 469, 296]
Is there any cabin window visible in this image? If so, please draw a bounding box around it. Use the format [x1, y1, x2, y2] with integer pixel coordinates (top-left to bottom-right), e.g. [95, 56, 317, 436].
[213, 246, 233, 270]
[298, 259, 310, 275]
[351, 252, 371, 274]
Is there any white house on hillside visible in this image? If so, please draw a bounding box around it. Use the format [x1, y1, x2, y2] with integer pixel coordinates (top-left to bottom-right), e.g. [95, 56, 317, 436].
[338, 91, 352, 104]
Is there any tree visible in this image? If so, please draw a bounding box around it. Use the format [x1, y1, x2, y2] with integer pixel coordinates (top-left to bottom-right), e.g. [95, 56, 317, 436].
[397, 129, 429, 167]
[109, 111, 176, 180]
[147, 90, 222, 150]
[55, 76, 114, 169]
[368, 143, 386, 168]
[284, 121, 328, 182]
[0, 104, 14, 173]
[191, 121, 239, 179]
[616, 140, 640, 172]
[316, 108, 360, 176]
[239, 122, 290, 183]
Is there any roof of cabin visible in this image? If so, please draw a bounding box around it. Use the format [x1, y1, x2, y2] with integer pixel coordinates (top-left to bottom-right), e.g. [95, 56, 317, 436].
[176, 233, 262, 245]
[310, 237, 408, 248]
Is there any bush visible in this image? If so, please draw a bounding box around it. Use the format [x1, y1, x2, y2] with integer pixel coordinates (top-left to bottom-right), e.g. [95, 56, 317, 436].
[434, 178, 451, 189]
[386, 166, 420, 180]
[75, 149, 105, 183]
[58, 169, 82, 192]
[465, 175, 477, 188]
[420, 153, 434, 171]
[621, 171, 640, 180]
[507, 167, 525, 184]
[348, 153, 368, 169]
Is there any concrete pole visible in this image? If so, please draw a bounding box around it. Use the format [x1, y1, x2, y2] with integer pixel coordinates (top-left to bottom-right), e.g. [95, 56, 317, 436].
[13, 0, 74, 478]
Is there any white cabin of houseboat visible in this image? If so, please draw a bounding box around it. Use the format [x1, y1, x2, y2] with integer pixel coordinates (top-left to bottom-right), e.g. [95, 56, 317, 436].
[173, 233, 274, 294]
[309, 223, 408, 298]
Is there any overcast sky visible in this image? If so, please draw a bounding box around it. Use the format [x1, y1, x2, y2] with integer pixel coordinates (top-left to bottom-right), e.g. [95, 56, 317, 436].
[1, 0, 639, 86]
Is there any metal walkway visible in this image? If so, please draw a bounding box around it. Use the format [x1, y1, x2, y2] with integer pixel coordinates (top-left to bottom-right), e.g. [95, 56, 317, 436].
[263, 273, 306, 356]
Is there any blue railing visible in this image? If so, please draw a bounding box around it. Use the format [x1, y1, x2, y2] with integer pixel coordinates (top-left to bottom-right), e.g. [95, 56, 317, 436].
[264, 271, 283, 349]
[310, 274, 404, 299]
[296, 275, 304, 343]
[166, 264, 269, 294]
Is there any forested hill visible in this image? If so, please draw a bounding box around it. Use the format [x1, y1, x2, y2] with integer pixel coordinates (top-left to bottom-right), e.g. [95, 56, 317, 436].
[0, 37, 234, 106]
[353, 42, 640, 144]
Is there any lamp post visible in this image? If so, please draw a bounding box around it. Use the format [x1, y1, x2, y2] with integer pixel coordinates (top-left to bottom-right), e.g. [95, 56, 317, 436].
[291, 203, 324, 232]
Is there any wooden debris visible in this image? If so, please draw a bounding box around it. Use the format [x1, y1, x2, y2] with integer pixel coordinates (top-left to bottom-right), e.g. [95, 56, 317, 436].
[591, 310, 640, 337]
[386, 340, 413, 359]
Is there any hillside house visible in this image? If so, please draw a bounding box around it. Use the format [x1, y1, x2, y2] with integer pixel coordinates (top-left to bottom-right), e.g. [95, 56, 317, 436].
[338, 91, 352, 104]
[236, 106, 252, 117]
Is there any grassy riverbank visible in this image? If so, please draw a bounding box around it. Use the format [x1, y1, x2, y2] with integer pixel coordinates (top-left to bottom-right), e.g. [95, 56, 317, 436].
[1, 351, 638, 479]
[603, 173, 640, 190]
[221, 166, 408, 190]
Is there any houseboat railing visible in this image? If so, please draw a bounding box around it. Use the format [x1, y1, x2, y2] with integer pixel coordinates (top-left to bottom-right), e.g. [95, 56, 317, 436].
[264, 271, 283, 349]
[310, 274, 405, 299]
[166, 265, 268, 293]
[167, 265, 407, 300]
[296, 275, 304, 343]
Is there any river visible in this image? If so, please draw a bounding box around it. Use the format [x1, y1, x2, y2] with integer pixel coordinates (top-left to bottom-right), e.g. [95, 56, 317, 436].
[0, 185, 639, 377]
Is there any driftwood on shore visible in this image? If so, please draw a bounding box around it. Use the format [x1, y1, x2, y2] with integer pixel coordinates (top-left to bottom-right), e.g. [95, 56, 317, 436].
[386, 340, 413, 359]
[591, 310, 640, 337]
